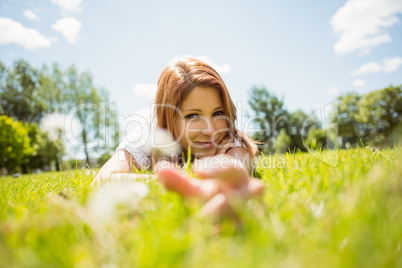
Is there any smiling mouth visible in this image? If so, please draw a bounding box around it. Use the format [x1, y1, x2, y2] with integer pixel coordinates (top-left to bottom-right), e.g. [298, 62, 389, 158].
[195, 141, 217, 149]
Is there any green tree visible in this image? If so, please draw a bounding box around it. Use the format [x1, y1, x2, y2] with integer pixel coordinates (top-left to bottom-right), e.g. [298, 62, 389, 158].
[0, 116, 33, 172]
[357, 85, 402, 146]
[63, 66, 118, 166]
[248, 86, 289, 153]
[275, 129, 291, 154]
[334, 92, 362, 146]
[0, 61, 7, 115]
[0, 60, 46, 123]
[286, 109, 319, 152]
[36, 63, 64, 114]
[23, 123, 64, 172]
[305, 128, 327, 150]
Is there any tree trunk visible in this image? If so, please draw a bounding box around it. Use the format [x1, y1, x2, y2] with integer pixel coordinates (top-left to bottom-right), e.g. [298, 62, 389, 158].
[82, 128, 90, 167]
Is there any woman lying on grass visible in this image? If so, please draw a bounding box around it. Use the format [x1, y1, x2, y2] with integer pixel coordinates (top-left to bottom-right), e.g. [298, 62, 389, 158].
[93, 57, 263, 219]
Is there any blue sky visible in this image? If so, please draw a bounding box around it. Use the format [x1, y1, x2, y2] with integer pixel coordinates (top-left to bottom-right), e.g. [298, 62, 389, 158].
[1, 0, 402, 123]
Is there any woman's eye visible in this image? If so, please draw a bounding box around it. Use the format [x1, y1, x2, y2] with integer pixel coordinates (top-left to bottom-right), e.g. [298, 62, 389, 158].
[185, 114, 199, 119]
[214, 111, 224, 116]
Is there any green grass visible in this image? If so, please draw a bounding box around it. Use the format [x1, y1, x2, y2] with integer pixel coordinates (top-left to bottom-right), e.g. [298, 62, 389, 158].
[1, 148, 401, 267]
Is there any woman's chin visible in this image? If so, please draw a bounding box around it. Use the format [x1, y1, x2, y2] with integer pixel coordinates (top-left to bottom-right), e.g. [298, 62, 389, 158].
[192, 148, 217, 159]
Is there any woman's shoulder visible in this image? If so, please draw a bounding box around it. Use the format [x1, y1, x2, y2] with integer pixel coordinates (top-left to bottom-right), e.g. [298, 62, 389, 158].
[116, 124, 153, 169]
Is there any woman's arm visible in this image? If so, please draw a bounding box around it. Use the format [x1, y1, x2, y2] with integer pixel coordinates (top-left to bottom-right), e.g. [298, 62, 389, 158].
[225, 147, 253, 175]
[91, 149, 140, 185]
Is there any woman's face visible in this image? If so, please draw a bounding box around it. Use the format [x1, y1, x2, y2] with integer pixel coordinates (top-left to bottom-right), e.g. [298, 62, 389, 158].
[174, 87, 229, 158]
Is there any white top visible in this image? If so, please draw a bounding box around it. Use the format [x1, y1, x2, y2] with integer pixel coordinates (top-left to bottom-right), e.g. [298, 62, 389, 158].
[116, 125, 247, 170]
[116, 125, 153, 169]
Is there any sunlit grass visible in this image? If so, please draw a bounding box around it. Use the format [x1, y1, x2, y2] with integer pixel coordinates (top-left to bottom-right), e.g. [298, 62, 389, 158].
[1, 148, 401, 267]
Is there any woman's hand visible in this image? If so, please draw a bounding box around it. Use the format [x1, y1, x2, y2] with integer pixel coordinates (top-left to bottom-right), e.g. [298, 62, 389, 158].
[215, 137, 236, 155]
[91, 149, 137, 186]
[156, 155, 263, 220]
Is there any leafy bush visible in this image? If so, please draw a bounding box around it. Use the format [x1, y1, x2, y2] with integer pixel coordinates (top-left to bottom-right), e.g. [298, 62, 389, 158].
[0, 115, 33, 172]
[305, 128, 327, 149]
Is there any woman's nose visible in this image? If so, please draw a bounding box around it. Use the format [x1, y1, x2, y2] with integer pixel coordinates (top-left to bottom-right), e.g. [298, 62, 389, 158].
[200, 116, 216, 136]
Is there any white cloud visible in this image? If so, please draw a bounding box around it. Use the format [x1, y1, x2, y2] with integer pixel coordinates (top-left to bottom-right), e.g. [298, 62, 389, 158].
[351, 57, 402, 75]
[331, 0, 402, 55]
[328, 87, 339, 95]
[132, 84, 157, 99]
[50, 36, 59, 43]
[51, 0, 83, 12]
[383, 57, 402, 72]
[23, 10, 39, 20]
[170, 55, 232, 75]
[51, 17, 82, 43]
[0, 17, 52, 49]
[350, 62, 382, 75]
[353, 79, 366, 87]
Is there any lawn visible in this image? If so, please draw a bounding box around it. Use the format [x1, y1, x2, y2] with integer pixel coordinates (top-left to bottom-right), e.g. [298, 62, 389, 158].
[1, 147, 401, 267]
